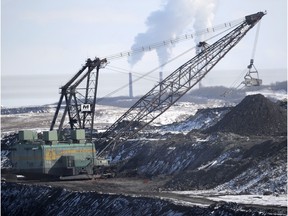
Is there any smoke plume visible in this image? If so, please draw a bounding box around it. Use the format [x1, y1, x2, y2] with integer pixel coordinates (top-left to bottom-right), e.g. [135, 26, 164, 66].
[128, 0, 217, 67]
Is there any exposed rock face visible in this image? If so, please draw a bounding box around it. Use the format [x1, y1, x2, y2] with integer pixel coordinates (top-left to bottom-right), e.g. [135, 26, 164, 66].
[206, 94, 287, 136]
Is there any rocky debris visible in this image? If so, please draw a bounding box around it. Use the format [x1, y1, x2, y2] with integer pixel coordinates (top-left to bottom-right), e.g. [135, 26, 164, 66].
[2, 182, 285, 216]
[111, 132, 287, 195]
[135, 136, 224, 177]
[206, 94, 287, 136]
[1, 150, 12, 169]
[163, 135, 287, 194]
[1, 134, 17, 169]
[1, 133, 18, 150]
[220, 138, 287, 194]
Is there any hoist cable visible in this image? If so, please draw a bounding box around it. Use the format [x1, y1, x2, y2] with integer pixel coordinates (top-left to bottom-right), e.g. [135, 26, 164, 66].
[221, 21, 262, 97]
[101, 18, 244, 61]
[97, 22, 241, 102]
[251, 20, 261, 60]
[96, 45, 197, 103]
[106, 65, 158, 82]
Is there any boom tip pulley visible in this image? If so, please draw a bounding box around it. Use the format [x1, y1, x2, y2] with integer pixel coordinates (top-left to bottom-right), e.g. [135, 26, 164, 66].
[245, 11, 266, 25]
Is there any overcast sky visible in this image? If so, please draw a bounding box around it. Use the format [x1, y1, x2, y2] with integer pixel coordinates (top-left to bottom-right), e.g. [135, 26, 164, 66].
[1, 0, 287, 107]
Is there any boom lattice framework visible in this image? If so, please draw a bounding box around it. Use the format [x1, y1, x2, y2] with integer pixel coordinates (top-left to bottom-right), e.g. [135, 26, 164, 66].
[97, 12, 265, 155]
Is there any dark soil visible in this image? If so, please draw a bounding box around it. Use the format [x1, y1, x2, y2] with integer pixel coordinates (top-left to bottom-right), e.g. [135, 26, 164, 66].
[206, 94, 287, 136]
[164, 136, 287, 191]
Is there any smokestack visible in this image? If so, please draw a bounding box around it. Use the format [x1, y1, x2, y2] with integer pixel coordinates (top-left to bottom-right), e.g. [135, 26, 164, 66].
[159, 71, 163, 83]
[129, 72, 133, 98]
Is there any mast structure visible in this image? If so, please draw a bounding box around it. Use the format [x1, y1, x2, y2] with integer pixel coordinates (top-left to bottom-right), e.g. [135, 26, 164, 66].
[50, 58, 107, 140]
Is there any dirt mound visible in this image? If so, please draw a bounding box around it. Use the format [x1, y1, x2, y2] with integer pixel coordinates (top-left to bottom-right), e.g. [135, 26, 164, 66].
[206, 94, 287, 136]
[163, 136, 287, 193]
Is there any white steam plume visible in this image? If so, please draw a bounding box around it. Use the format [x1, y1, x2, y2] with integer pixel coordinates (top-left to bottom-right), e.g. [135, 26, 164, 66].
[128, 0, 218, 67]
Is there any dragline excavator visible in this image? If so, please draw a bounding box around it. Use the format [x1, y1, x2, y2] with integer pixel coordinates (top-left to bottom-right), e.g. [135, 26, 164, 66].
[10, 12, 266, 178]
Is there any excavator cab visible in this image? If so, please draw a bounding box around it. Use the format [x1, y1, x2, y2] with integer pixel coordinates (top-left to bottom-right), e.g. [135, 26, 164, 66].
[242, 59, 262, 87]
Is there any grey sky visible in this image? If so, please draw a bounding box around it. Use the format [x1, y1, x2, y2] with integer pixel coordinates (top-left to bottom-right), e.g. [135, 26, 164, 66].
[1, 0, 287, 107]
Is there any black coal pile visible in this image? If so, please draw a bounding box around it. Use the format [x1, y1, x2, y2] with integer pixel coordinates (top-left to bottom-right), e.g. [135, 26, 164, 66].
[206, 94, 287, 136]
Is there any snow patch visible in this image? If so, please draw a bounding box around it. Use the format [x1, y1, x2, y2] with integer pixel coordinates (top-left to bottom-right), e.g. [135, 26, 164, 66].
[208, 194, 287, 207]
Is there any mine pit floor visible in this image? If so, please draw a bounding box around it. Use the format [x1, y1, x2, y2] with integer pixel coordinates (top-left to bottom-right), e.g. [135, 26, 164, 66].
[11, 177, 287, 213]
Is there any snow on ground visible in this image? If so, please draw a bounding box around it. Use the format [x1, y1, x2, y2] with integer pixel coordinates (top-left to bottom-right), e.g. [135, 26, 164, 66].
[208, 194, 287, 207]
[95, 105, 127, 124]
[2, 88, 286, 133]
[169, 190, 287, 207]
[156, 107, 230, 134]
[197, 149, 241, 171]
[1, 112, 54, 133]
[6, 91, 286, 134]
[214, 152, 287, 195]
[151, 99, 229, 126]
[95, 101, 203, 129]
[2, 99, 228, 133]
[96, 99, 229, 130]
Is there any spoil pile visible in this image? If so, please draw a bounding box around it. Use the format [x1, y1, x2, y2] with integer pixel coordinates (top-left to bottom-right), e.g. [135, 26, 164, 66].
[206, 94, 287, 136]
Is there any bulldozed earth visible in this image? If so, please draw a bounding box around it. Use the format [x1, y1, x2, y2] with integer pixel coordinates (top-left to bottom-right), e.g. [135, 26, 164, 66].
[1, 94, 287, 215]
